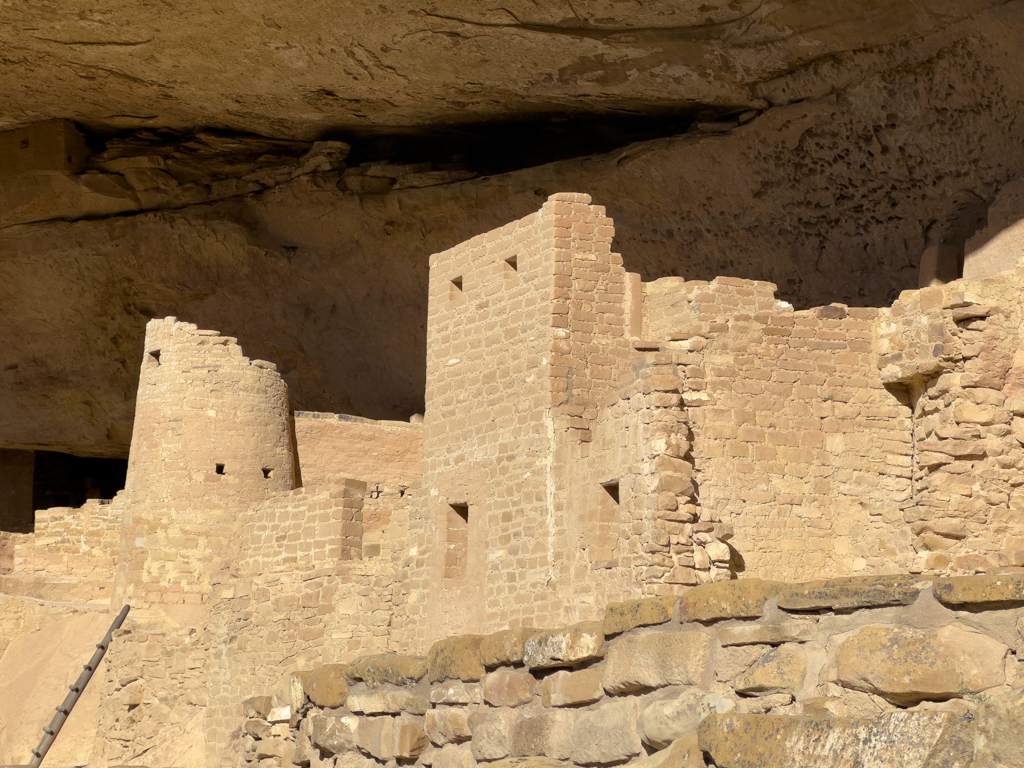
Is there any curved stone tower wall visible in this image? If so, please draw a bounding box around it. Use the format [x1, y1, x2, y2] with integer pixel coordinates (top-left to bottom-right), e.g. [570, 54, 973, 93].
[114, 317, 296, 617]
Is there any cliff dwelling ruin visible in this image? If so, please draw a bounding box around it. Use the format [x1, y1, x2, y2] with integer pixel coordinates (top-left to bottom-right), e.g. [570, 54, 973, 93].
[5, 2, 1024, 767]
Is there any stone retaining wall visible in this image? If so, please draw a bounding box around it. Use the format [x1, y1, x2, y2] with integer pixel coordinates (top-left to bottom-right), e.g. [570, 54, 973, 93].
[238, 574, 1024, 768]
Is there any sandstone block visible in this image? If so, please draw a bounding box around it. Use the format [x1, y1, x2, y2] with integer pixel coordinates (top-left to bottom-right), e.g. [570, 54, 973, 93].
[426, 707, 472, 746]
[483, 668, 537, 707]
[255, 736, 288, 759]
[836, 624, 1008, 705]
[734, 645, 806, 694]
[430, 681, 483, 705]
[347, 690, 429, 715]
[468, 707, 520, 760]
[603, 630, 712, 693]
[933, 573, 1024, 605]
[293, 731, 314, 766]
[428, 635, 486, 683]
[954, 402, 1010, 425]
[511, 709, 575, 759]
[698, 712, 972, 768]
[777, 575, 923, 611]
[243, 695, 273, 719]
[628, 736, 706, 768]
[718, 622, 816, 646]
[481, 628, 535, 667]
[570, 699, 643, 764]
[304, 665, 351, 708]
[715, 645, 768, 682]
[541, 667, 604, 707]
[356, 715, 428, 760]
[352, 654, 427, 687]
[432, 743, 477, 768]
[603, 595, 678, 636]
[973, 686, 1024, 768]
[679, 580, 781, 622]
[523, 622, 604, 669]
[639, 691, 736, 749]
[311, 713, 358, 755]
[733, 693, 793, 714]
[244, 719, 272, 739]
[484, 759, 566, 768]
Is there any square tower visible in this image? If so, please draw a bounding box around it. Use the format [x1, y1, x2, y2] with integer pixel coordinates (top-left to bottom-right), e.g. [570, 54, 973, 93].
[408, 193, 636, 640]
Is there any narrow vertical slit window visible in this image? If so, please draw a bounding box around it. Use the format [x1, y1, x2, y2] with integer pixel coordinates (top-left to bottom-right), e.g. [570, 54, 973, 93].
[593, 480, 621, 567]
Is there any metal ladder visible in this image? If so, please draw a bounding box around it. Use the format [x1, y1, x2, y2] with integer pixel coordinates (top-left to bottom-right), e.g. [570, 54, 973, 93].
[24, 605, 130, 768]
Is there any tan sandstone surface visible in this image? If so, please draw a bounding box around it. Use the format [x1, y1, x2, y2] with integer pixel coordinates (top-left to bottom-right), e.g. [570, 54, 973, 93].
[0, 1, 1006, 139]
[6, 0, 1024, 457]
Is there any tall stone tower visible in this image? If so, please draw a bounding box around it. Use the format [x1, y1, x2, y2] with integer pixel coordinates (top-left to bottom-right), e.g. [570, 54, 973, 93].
[114, 318, 297, 622]
[401, 193, 640, 644]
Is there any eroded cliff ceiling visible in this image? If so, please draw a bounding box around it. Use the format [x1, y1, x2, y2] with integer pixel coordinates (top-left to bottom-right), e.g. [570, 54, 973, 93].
[2, 0, 1024, 458]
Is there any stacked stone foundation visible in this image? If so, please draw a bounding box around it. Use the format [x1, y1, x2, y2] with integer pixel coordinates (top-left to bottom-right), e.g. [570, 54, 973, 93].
[238, 574, 1024, 768]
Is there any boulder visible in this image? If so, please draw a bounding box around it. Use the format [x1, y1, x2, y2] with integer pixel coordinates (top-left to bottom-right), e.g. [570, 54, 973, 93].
[310, 713, 359, 755]
[428, 635, 487, 683]
[933, 574, 1024, 606]
[426, 707, 472, 746]
[776, 575, 923, 611]
[541, 668, 604, 707]
[243, 696, 274, 719]
[603, 630, 713, 693]
[734, 645, 806, 694]
[627, 736, 706, 768]
[698, 712, 973, 768]
[347, 690, 429, 715]
[355, 715, 428, 760]
[511, 709, 575, 759]
[524, 622, 604, 669]
[679, 581, 781, 622]
[639, 691, 737, 749]
[432, 743, 477, 768]
[481, 628, 536, 667]
[570, 699, 643, 765]
[304, 665, 350, 708]
[430, 681, 483, 705]
[483, 668, 537, 707]
[973, 687, 1024, 768]
[603, 596, 678, 636]
[835, 624, 1007, 705]
[351, 654, 427, 687]
[468, 707, 521, 760]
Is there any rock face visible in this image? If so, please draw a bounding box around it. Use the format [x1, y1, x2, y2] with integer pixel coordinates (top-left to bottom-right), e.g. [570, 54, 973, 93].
[835, 624, 1008, 705]
[6, 2, 1024, 458]
[0, 1, 1005, 140]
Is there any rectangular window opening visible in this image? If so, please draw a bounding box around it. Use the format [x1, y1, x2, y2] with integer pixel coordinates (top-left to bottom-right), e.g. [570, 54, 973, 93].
[445, 502, 469, 578]
[262, 467, 273, 479]
[450, 502, 469, 523]
[504, 255, 518, 274]
[601, 480, 620, 505]
[149, 350, 161, 365]
[215, 463, 225, 475]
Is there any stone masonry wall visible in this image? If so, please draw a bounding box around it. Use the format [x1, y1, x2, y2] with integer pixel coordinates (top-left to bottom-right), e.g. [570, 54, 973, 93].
[239, 482, 367, 574]
[294, 413, 421, 491]
[640, 276, 915, 581]
[238, 574, 1024, 768]
[3, 495, 122, 604]
[878, 266, 1024, 576]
